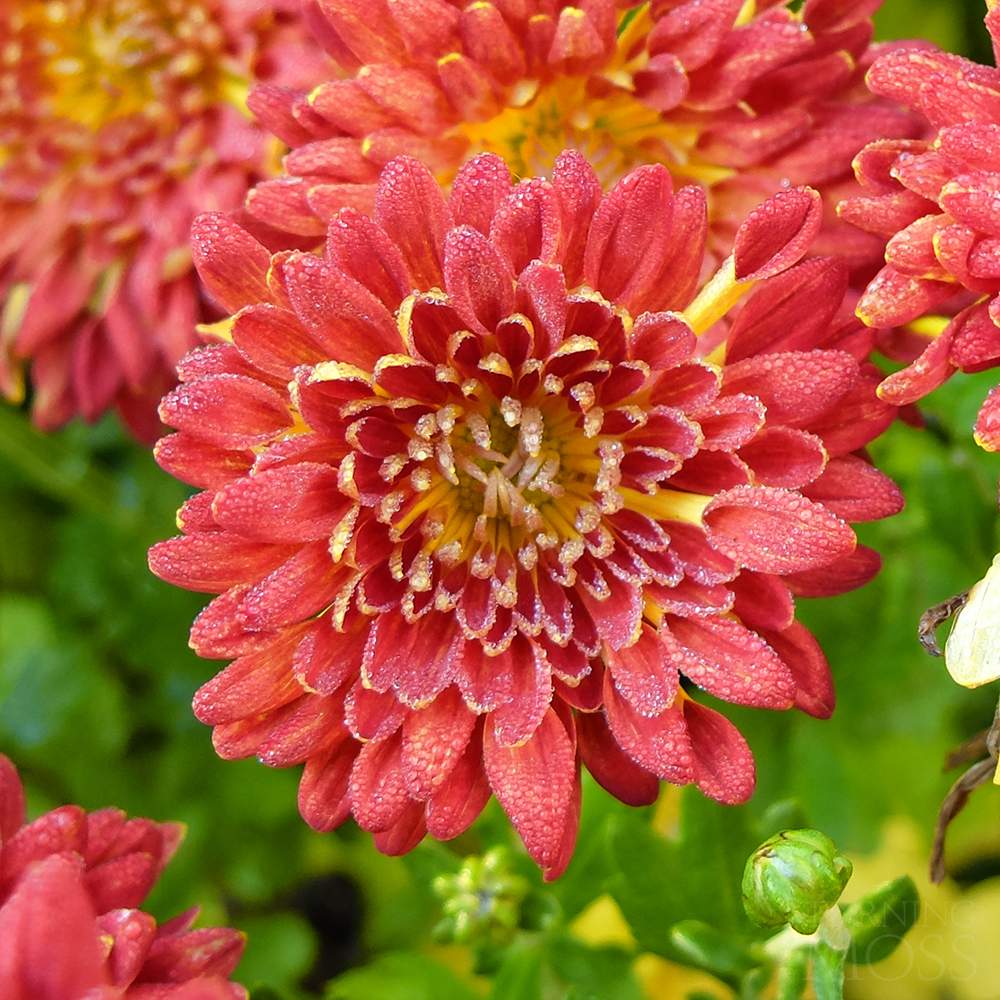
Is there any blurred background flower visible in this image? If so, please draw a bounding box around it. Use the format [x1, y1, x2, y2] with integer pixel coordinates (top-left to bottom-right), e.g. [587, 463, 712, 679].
[0, 753, 246, 998]
[245, 0, 927, 270]
[0, 0, 328, 440]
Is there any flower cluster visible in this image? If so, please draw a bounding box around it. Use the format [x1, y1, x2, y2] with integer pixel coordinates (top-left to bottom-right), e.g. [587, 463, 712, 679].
[0, 0, 328, 439]
[149, 152, 902, 877]
[245, 0, 923, 268]
[0, 754, 245, 999]
[841, 4, 1000, 447]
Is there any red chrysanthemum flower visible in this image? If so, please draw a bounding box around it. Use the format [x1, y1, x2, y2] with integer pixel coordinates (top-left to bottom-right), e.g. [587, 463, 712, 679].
[150, 152, 902, 878]
[0, 0, 329, 440]
[840, 4, 1000, 448]
[0, 754, 246, 999]
[246, 0, 924, 269]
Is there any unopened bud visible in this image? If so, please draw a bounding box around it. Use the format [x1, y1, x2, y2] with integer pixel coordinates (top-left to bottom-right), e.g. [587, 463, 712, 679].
[742, 829, 853, 935]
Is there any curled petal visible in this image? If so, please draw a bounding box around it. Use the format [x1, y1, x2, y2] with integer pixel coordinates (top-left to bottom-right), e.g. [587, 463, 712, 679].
[734, 186, 822, 281]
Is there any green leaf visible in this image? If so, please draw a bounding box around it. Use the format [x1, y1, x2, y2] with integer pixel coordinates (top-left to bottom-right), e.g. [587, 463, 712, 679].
[676, 791, 759, 933]
[232, 912, 316, 996]
[324, 951, 480, 1000]
[545, 935, 644, 1000]
[606, 788, 761, 960]
[842, 876, 921, 965]
[774, 947, 808, 1000]
[756, 800, 810, 840]
[668, 920, 759, 983]
[248, 987, 293, 1000]
[605, 812, 686, 956]
[489, 945, 543, 1000]
[812, 942, 846, 1000]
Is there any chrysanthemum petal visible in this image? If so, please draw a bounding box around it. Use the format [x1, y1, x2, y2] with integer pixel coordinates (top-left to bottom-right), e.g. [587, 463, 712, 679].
[738, 426, 827, 488]
[758, 621, 836, 718]
[730, 571, 795, 632]
[602, 674, 694, 785]
[662, 614, 795, 708]
[491, 638, 553, 747]
[490, 178, 564, 276]
[425, 724, 492, 841]
[683, 699, 755, 804]
[0, 854, 108, 998]
[734, 186, 823, 281]
[606, 623, 679, 715]
[160, 375, 294, 450]
[444, 226, 515, 334]
[576, 710, 660, 806]
[726, 258, 849, 362]
[283, 252, 401, 366]
[374, 157, 453, 289]
[483, 707, 576, 871]
[0, 755, 27, 841]
[401, 687, 479, 799]
[584, 165, 674, 309]
[193, 634, 305, 726]
[298, 740, 359, 833]
[349, 731, 411, 833]
[867, 48, 1000, 130]
[325, 209, 413, 310]
[800, 456, 904, 521]
[191, 214, 275, 315]
[703, 486, 856, 574]
[783, 545, 882, 598]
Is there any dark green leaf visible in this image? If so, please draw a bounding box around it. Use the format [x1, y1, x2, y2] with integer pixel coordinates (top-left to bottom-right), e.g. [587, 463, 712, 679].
[668, 920, 759, 983]
[842, 876, 921, 965]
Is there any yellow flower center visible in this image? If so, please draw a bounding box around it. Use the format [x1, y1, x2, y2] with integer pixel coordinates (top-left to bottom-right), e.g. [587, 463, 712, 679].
[395, 391, 604, 573]
[453, 7, 733, 186]
[2, 0, 244, 136]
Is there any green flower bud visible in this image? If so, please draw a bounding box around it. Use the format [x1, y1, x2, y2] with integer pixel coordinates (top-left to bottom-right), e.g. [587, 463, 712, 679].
[742, 829, 853, 935]
[431, 847, 529, 947]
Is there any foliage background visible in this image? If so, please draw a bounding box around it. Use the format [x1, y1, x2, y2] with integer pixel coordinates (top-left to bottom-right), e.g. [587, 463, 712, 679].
[2, 2, 1000, 998]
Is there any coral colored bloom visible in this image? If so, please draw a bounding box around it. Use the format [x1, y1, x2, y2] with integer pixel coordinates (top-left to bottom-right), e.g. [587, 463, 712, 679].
[245, 0, 923, 267]
[841, 6, 1000, 447]
[0, 754, 246, 999]
[150, 153, 902, 878]
[0, 0, 328, 440]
